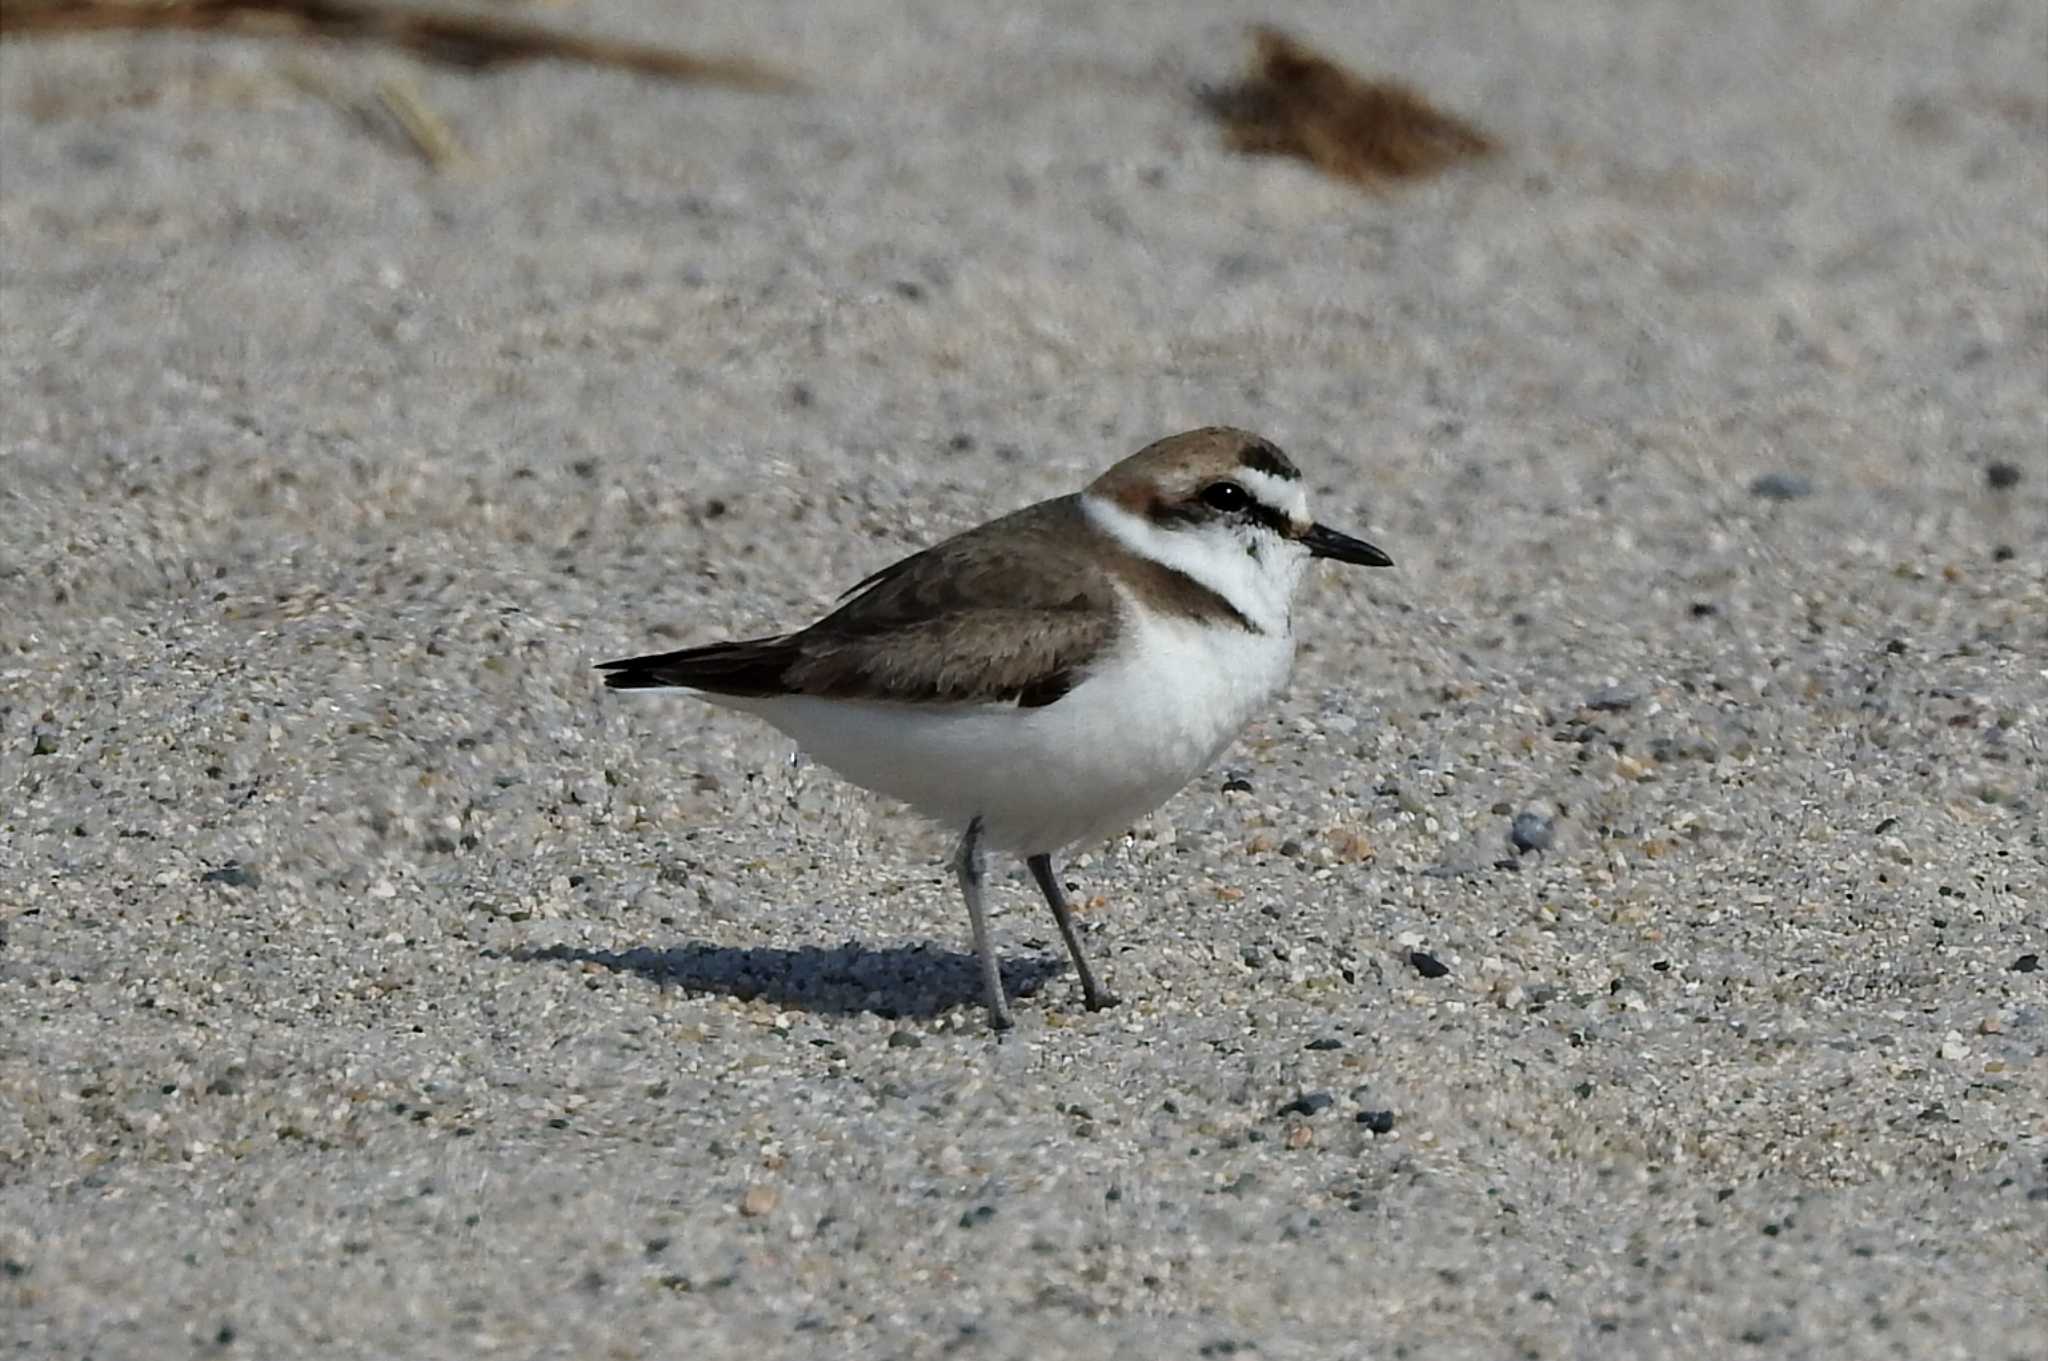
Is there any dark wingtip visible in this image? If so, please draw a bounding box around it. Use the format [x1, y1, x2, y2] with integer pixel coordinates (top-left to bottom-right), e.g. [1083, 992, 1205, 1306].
[599, 669, 663, 690]
[595, 652, 674, 689]
[595, 638, 794, 696]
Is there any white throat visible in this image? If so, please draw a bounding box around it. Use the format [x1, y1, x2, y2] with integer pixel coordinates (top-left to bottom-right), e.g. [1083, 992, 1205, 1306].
[1080, 491, 1310, 636]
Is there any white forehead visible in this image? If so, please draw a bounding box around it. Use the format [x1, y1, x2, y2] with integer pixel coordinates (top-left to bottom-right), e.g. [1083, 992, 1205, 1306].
[1236, 466, 1312, 526]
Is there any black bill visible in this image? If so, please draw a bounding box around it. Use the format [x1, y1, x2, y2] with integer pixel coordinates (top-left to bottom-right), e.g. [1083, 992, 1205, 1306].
[1302, 522, 1393, 567]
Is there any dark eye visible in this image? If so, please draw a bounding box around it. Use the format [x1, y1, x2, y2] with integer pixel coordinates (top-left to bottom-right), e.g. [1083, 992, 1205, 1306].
[1200, 481, 1249, 513]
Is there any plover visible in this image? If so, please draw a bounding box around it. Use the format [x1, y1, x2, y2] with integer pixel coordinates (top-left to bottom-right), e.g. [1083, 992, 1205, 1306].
[600, 427, 1392, 1030]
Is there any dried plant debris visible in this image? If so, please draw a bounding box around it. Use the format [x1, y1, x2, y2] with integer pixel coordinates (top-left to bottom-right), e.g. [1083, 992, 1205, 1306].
[1, 0, 804, 90]
[1202, 26, 1495, 186]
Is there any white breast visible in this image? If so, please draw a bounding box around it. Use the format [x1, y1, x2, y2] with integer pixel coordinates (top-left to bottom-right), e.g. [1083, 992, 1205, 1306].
[725, 596, 1297, 856]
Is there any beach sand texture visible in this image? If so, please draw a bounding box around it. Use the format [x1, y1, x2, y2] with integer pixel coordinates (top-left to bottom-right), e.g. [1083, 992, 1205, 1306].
[3, 3, 2044, 1358]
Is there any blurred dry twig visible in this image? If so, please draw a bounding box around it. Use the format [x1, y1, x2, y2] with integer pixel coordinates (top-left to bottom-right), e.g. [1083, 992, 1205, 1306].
[0, 0, 804, 90]
[1202, 26, 1495, 186]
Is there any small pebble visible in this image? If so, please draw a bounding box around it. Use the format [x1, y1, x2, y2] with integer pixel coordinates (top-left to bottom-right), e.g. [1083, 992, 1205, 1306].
[1509, 813, 1555, 855]
[1585, 685, 1639, 712]
[2011, 954, 2040, 974]
[1750, 471, 1814, 501]
[1221, 776, 1254, 794]
[1304, 1037, 1344, 1052]
[887, 1031, 923, 1050]
[200, 862, 260, 890]
[1409, 950, 1450, 979]
[958, 1205, 996, 1228]
[739, 1185, 779, 1218]
[1356, 1110, 1397, 1134]
[1984, 461, 2021, 490]
[1648, 735, 1718, 763]
[1276, 1091, 1334, 1118]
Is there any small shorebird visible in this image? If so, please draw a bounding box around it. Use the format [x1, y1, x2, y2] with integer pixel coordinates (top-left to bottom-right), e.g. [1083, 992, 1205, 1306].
[600, 427, 1392, 1030]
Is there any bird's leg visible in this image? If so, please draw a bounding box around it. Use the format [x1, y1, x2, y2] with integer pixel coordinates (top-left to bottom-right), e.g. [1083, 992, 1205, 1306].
[952, 816, 1011, 1031]
[1027, 854, 1120, 1012]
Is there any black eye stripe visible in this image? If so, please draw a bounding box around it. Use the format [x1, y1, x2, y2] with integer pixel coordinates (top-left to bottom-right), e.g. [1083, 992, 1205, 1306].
[1243, 500, 1295, 536]
[1150, 492, 1296, 536]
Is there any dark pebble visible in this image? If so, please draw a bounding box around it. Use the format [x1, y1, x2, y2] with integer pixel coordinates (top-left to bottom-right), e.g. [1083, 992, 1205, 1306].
[1240, 943, 1266, 969]
[1871, 816, 1900, 835]
[1509, 812, 1555, 854]
[1409, 950, 1450, 979]
[1985, 461, 2021, 490]
[1585, 685, 1639, 712]
[1276, 1091, 1334, 1118]
[30, 732, 57, 756]
[887, 1031, 923, 1049]
[1993, 545, 2015, 562]
[1221, 776, 1254, 794]
[2012, 954, 2040, 974]
[1649, 735, 1718, 763]
[1356, 1109, 1397, 1134]
[200, 862, 259, 890]
[958, 1205, 996, 1228]
[1750, 471, 1814, 501]
[1304, 1037, 1344, 1051]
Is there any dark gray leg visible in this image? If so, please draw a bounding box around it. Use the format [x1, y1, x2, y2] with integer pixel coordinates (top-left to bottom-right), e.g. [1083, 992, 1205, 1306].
[1027, 854, 1120, 1012]
[952, 817, 1011, 1031]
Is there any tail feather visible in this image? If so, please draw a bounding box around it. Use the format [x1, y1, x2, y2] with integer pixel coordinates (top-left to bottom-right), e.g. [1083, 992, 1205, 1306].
[597, 636, 795, 695]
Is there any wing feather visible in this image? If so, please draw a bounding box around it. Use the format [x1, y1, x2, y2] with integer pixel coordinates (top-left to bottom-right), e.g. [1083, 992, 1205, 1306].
[601, 496, 1119, 707]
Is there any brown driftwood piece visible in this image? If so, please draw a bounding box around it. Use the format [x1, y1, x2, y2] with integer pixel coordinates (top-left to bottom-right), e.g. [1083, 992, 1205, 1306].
[1202, 26, 1495, 185]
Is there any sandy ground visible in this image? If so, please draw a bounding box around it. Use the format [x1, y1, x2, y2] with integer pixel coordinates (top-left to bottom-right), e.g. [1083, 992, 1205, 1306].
[3, 2, 2045, 1357]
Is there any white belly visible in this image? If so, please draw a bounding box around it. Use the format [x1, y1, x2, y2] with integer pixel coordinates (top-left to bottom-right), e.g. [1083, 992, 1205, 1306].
[721, 612, 1296, 855]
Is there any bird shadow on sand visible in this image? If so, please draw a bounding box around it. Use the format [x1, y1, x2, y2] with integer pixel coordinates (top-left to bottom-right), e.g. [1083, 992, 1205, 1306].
[506, 940, 1065, 1021]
